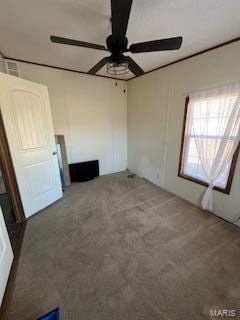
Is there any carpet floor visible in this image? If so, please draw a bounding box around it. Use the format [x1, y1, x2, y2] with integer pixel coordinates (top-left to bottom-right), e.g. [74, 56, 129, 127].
[10, 172, 240, 320]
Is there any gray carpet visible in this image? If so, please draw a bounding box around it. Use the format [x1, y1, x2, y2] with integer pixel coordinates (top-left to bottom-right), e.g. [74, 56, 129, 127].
[10, 172, 240, 320]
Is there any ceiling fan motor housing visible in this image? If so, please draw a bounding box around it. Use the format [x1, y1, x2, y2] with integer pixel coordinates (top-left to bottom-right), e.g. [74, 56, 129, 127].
[106, 35, 128, 63]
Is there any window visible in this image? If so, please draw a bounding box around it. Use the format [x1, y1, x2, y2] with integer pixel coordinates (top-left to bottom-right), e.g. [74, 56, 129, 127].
[178, 92, 240, 194]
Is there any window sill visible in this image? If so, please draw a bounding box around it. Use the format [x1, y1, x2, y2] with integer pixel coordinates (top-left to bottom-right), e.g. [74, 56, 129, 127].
[178, 173, 230, 195]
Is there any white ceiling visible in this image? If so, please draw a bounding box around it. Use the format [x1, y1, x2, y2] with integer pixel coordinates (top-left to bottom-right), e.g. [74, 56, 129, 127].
[0, 0, 239, 80]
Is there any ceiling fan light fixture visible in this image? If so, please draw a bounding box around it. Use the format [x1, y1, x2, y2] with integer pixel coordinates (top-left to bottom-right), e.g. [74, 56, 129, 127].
[106, 61, 129, 75]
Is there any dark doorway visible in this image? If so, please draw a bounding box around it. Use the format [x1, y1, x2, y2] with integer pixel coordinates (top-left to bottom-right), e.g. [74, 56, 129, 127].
[0, 164, 22, 252]
[0, 110, 25, 252]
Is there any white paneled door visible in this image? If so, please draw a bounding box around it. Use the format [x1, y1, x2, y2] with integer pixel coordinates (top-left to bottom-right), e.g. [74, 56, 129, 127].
[0, 206, 13, 306]
[0, 73, 63, 218]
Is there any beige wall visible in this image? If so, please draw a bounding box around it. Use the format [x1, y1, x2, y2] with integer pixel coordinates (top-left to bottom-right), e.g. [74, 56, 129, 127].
[127, 41, 240, 223]
[16, 62, 127, 175]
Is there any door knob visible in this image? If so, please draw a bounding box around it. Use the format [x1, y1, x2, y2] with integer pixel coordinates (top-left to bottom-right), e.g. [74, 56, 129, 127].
[53, 151, 57, 155]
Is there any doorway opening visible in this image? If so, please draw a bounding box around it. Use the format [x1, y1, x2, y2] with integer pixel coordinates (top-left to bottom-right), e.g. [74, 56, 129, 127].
[0, 110, 25, 252]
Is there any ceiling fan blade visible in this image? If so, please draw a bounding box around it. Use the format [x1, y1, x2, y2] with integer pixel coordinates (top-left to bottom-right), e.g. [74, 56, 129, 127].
[88, 57, 110, 74]
[111, 0, 132, 41]
[125, 56, 144, 76]
[129, 37, 183, 53]
[50, 36, 107, 51]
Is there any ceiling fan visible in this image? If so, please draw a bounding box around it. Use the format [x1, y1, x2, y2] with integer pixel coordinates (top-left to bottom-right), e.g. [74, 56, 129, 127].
[50, 0, 183, 77]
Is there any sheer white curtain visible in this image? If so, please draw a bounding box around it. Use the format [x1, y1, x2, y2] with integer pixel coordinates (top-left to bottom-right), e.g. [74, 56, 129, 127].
[188, 83, 240, 211]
